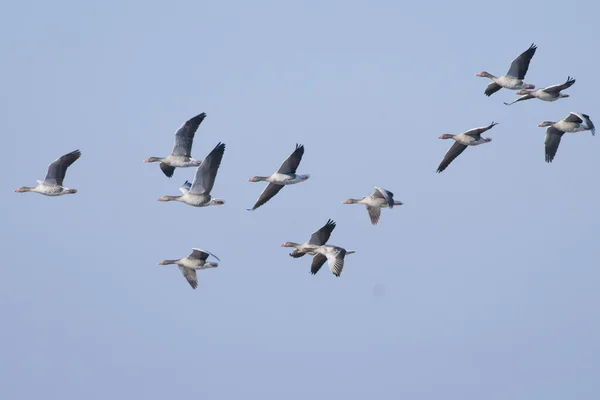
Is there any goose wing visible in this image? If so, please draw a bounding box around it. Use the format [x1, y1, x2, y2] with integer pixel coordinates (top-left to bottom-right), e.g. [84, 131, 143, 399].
[544, 126, 565, 163]
[436, 141, 468, 173]
[506, 43, 537, 79]
[189, 142, 226, 195]
[308, 219, 336, 245]
[277, 144, 304, 174]
[464, 122, 498, 138]
[373, 186, 394, 208]
[544, 76, 575, 93]
[172, 112, 207, 157]
[566, 112, 595, 135]
[178, 266, 198, 289]
[366, 205, 381, 225]
[310, 254, 327, 275]
[325, 248, 346, 277]
[248, 183, 284, 211]
[44, 150, 81, 186]
[484, 82, 502, 97]
[189, 248, 220, 262]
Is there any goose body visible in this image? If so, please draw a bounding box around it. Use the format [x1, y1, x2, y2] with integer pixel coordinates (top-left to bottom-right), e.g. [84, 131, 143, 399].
[282, 219, 336, 258]
[310, 245, 356, 277]
[436, 122, 498, 173]
[158, 142, 226, 207]
[15, 150, 81, 196]
[538, 112, 595, 163]
[144, 112, 207, 178]
[158, 248, 220, 289]
[476, 43, 537, 96]
[343, 187, 403, 225]
[248, 144, 310, 211]
[504, 77, 575, 105]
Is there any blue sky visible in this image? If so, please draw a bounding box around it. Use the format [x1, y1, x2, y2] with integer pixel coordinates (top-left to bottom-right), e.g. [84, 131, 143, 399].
[2, 0, 599, 398]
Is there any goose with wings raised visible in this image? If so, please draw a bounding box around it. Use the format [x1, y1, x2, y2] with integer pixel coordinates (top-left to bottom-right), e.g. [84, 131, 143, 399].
[342, 187, 403, 225]
[247, 143, 310, 211]
[144, 112, 207, 178]
[158, 248, 220, 289]
[281, 219, 336, 258]
[436, 122, 498, 173]
[15, 150, 81, 196]
[476, 43, 537, 96]
[157, 142, 226, 207]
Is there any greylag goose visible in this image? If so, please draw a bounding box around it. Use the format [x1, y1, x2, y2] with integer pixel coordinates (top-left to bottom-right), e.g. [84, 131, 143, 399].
[342, 187, 403, 225]
[538, 112, 595, 163]
[144, 112, 207, 178]
[504, 76, 575, 105]
[248, 143, 310, 211]
[476, 43, 537, 96]
[158, 248, 220, 289]
[281, 219, 336, 258]
[310, 245, 356, 277]
[538, 112, 595, 135]
[436, 122, 498, 173]
[15, 150, 81, 196]
[157, 142, 226, 207]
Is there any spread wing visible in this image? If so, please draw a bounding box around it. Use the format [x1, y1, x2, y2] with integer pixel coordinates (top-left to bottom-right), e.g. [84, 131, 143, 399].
[544, 76, 575, 93]
[277, 144, 304, 174]
[544, 126, 565, 163]
[436, 141, 468, 173]
[506, 43, 537, 79]
[464, 122, 498, 138]
[178, 266, 198, 289]
[373, 186, 394, 208]
[485, 82, 502, 97]
[310, 254, 327, 275]
[325, 249, 346, 277]
[189, 248, 220, 262]
[366, 205, 381, 225]
[160, 162, 176, 178]
[189, 142, 226, 194]
[44, 150, 81, 186]
[308, 219, 336, 245]
[248, 183, 284, 211]
[504, 94, 534, 106]
[172, 112, 207, 157]
[566, 112, 595, 135]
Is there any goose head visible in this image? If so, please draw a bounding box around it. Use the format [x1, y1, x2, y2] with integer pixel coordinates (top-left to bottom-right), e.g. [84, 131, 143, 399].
[475, 71, 494, 78]
[342, 198, 361, 204]
[144, 157, 163, 163]
[281, 242, 299, 248]
[537, 121, 555, 128]
[248, 176, 268, 182]
[438, 134, 455, 140]
[157, 195, 180, 202]
[14, 186, 33, 193]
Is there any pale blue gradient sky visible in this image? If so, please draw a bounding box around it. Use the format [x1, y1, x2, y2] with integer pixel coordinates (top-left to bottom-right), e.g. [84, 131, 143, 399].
[2, 1, 600, 399]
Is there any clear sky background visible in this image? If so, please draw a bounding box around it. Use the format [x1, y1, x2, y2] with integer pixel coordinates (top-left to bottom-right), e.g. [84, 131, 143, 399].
[2, 0, 599, 398]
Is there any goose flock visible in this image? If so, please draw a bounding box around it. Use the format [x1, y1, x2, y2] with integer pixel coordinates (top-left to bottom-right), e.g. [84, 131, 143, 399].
[14, 43, 596, 289]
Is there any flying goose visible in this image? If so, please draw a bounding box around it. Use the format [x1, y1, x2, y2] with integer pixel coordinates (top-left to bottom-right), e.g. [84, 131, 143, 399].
[310, 245, 356, 277]
[436, 122, 498, 173]
[248, 143, 310, 211]
[158, 248, 220, 289]
[538, 112, 595, 163]
[144, 112, 207, 178]
[504, 76, 575, 105]
[15, 150, 81, 196]
[158, 142, 226, 207]
[476, 43, 537, 96]
[538, 112, 595, 135]
[281, 219, 336, 258]
[342, 187, 403, 225]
